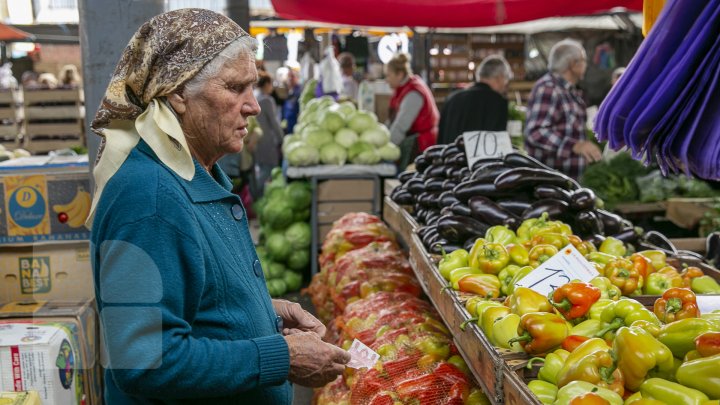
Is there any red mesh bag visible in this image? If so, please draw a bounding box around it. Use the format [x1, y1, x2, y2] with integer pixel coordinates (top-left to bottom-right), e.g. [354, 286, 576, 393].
[318, 213, 397, 271]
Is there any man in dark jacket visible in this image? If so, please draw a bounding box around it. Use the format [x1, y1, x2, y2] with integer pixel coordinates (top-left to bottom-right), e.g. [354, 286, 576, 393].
[438, 55, 512, 144]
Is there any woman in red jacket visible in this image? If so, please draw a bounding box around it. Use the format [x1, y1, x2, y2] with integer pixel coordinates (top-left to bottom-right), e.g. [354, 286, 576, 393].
[385, 53, 439, 168]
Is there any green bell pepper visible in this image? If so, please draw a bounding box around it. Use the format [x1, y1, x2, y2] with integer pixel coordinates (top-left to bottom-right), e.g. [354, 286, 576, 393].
[675, 353, 720, 399]
[596, 299, 661, 339]
[587, 252, 619, 268]
[702, 312, 720, 330]
[492, 313, 524, 352]
[533, 348, 570, 385]
[638, 250, 667, 272]
[438, 247, 469, 281]
[600, 237, 627, 257]
[510, 266, 534, 293]
[589, 299, 614, 321]
[640, 378, 709, 405]
[614, 326, 675, 391]
[591, 276, 622, 300]
[460, 300, 503, 330]
[691, 276, 720, 294]
[657, 318, 716, 359]
[624, 391, 643, 404]
[481, 305, 511, 343]
[449, 267, 483, 290]
[485, 225, 517, 246]
[644, 272, 681, 295]
[570, 319, 604, 338]
[508, 244, 530, 266]
[499, 265, 523, 296]
[528, 380, 558, 405]
[647, 355, 682, 383]
[553, 381, 624, 405]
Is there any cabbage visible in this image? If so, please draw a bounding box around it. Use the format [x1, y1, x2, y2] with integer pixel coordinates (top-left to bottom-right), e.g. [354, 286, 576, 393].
[360, 127, 390, 147]
[282, 134, 302, 154]
[287, 145, 320, 166]
[263, 201, 293, 230]
[285, 182, 312, 210]
[299, 110, 318, 124]
[348, 141, 380, 164]
[285, 222, 312, 249]
[337, 101, 356, 118]
[319, 110, 346, 133]
[303, 128, 334, 149]
[378, 143, 401, 161]
[347, 111, 378, 134]
[283, 141, 305, 157]
[347, 141, 374, 161]
[320, 142, 348, 165]
[335, 128, 359, 149]
[287, 250, 310, 271]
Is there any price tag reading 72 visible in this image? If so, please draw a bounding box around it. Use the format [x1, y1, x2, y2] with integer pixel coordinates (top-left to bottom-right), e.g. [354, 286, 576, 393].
[462, 131, 513, 170]
[515, 244, 599, 296]
[524, 267, 571, 292]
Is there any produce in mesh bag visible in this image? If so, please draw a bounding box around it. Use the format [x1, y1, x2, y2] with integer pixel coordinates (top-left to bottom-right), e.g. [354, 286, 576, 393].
[319, 213, 398, 271]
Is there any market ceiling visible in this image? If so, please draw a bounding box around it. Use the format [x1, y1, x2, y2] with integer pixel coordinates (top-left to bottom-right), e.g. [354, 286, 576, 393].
[269, 0, 643, 28]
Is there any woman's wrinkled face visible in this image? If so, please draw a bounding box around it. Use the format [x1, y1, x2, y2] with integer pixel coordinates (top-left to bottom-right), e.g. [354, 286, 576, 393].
[179, 55, 260, 156]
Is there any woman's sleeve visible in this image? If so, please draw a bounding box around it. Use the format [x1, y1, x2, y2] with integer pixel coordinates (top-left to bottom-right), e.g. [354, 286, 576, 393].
[96, 215, 289, 398]
[389, 90, 424, 145]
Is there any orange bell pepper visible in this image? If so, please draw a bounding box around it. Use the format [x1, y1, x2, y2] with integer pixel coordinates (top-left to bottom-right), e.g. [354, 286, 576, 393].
[681, 266, 705, 288]
[551, 282, 602, 321]
[653, 287, 699, 323]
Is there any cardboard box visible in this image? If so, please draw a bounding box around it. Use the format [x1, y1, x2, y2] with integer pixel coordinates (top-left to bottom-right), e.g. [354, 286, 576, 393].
[0, 157, 90, 245]
[317, 202, 375, 224]
[0, 300, 101, 405]
[316, 179, 376, 202]
[0, 242, 93, 302]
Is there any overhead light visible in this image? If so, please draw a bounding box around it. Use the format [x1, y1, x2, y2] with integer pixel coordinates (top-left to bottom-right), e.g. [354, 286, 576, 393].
[529, 48, 540, 58]
[468, 61, 475, 70]
[429, 47, 439, 56]
[442, 47, 451, 56]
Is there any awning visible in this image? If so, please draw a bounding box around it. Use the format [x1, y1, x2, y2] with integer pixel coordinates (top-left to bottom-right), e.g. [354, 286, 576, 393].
[0, 23, 34, 42]
[270, 0, 643, 28]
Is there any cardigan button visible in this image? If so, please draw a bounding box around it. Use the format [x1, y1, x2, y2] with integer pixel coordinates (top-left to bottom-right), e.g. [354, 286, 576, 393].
[253, 259, 263, 278]
[231, 204, 244, 220]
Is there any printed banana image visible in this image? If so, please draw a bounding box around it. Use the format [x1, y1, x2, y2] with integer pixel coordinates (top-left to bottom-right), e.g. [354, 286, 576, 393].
[53, 186, 91, 228]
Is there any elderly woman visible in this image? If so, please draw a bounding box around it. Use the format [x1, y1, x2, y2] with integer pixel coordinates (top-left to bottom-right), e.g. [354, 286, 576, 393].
[88, 9, 349, 404]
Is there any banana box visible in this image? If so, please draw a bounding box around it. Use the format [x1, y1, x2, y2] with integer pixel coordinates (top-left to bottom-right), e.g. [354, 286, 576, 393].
[0, 156, 90, 245]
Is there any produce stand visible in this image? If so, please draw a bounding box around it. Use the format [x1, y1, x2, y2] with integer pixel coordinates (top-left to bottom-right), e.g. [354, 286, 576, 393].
[382, 196, 417, 247]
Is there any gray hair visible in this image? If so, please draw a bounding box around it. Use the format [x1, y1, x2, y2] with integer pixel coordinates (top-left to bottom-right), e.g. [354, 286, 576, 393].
[184, 35, 258, 97]
[475, 55, 513, 82]
[548, 39, 586, 73]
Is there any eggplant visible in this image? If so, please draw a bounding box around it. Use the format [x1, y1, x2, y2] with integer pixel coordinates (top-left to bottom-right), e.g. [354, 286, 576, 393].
[471, 158, 504, 172]
[423, 231, 440, 249]
[454, 134, 466, 148]
[447, 152, 468, 167]
[450, 202, 472, 217]
[497, 200, 533, 217]
[442, 179, 458, 192]
[574, 210, 604, 237]
[418, 192, 440, 209]
[453, 179, 519, 203]
[454, 167, 472, 182]
[611, 227, 642, 245]
[414, 155, 430, 173]
[468, 196, 519, 227]
[417, 225, 436, 239]
[444, 166, 456, 179]
[595, 209, 624, 235]
[587, 234, 606, 246]
[495, 167, 579, 191]
[430, 240, 464, 255]
[390, 188, 414, 205]
[569, 188, 597, 211]
[441, 145, 462, 161]
[415, 208, 428, 222]
[437, 215, 490, 243]
[406, 178, 426, 196]
[503, 152, 548, 169]
[424, 178, 444, 193]
[439, 191, 460, 208]
[440, 206, 454, 217]
[425, 165, 447, 179]
[463, 237, 477, 251]
[521, 199, 570, 221]
[423, 145, 445, 161]
[398, 170, 417, 184]
[425, 212, 441, 226]
[534, 185, 572, 203]
[471, 162, 512, 182]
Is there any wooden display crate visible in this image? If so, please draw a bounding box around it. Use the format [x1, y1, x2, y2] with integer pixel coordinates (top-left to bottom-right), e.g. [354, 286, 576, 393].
[383, 197, 418, 246]
[23, 88, 85, 154]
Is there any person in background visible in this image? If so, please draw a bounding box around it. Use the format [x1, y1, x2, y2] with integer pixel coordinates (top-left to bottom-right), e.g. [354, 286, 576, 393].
[385, 52, 439, 168]
[611, 67, 626, 86]
[438, 55, 512, 144]
[282, 68, 301, 134]
[525, 39, 601, 179]
[59, 64, 82, 88]
[254, 72, 284, 198]
[338, 52, 359, 100]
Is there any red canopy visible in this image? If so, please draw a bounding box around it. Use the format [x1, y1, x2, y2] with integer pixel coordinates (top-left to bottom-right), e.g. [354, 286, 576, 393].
[0, 23, 33, 42]
[270, 0, 643, 28]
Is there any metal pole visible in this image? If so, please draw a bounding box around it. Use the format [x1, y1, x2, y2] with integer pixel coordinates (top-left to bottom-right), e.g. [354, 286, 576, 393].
[78, 0, 165, 188]
[225, 0, 251, 30]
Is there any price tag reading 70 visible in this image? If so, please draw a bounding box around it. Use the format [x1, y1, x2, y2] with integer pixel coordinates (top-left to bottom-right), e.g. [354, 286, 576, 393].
[462, 131, 513, 170]
[515, 244, 599, 296]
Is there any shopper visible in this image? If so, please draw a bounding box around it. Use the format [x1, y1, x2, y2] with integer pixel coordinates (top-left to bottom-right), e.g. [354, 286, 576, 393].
[338, 52, 359, 100]
[282, 68, 301, 134]
[438, 55, 512, 144]
[87, 9, 349, 404]
[254, 71, 283, 198]
[385, 52, 439, 168]
[525, 39, 601, 179]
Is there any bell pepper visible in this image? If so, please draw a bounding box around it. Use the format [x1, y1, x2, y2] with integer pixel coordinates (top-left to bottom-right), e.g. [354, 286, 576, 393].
[638, 250, 667, 272]
[534, 348, 570, 385]
[551, 282, 602, 321]
[473, 243, 510, 275]
[562, 335, 591, 352]
[554, 381, 624, 405]
[569, 392, 613, 405]
[681, 266, 705, 288]
[657, 266, 681, 277]
[510, 312, 569, 356]
[461, 300, 502, 330]
[676, 353, 720, 399]
[468, 238, 487, 269]
[450, 267, 483, 290]
[629, 320, 661, 338]
[646, 355, 682, 383]
[589, 299, 614, 321]
[613, 327, 675, 391]
[466, 388, 492, 405]
[591, 277, 622, 301]
[629, 253, 653, 281]
[695, 331, 720, 357]
[596, 299, 661, 339]
[625, 392, 643, 404]
[605, 258, 643, 296]
[684, 350, 702, 362]
[691, 276, 720, 294]
[587, 252, 619, 269]
[640, 378, 710, 405]
[481, 305, 511, 343]
[571, 319, 604, 338]
[499, 265, 523, 296]
[508, 287, 553, 315]
[644, 272, 683, 296]
[529, 244, 559, 268]
[600, 237, 627, 257]
[439, 247, 469, 281]
[507, 244, 530, 266]
[558, 350, 625, 397]
[561, 338, 611, 368]
[702, 312, 720, 330]
[465, 296, 488, 317]
[510, 266, 534, 293]
[657, 318, 716, 359]
[531, 233, 570, 250]
[518, 213, 570, 243]
[485, 225, 517, 246]
[529, 379, 559, 405]
[653, 287, 699, 323]
[569, 234, 597, 256]
[458, 274, 501, 298]
[492, 313, 525, 352]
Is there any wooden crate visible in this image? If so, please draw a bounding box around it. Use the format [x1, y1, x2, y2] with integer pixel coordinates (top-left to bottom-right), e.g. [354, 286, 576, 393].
[22, 88, 82, 104]
[22, 88, 85, 154]
[383, 197, 418, 246]
[503, 359, 542, 405]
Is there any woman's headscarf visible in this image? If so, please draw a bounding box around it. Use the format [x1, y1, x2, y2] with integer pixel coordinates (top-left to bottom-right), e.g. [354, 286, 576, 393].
[87, 9, 249, 226]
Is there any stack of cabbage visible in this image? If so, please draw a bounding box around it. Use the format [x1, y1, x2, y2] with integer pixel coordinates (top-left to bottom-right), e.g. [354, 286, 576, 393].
[283, 96, 401, 167]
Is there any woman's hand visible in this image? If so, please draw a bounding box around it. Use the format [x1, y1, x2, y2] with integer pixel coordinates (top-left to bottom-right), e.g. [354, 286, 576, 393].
[285, 332, 350, 387]
[272, 299, 326, 338]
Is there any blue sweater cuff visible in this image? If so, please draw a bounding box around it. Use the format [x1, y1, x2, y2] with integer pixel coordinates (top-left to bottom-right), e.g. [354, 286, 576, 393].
[252, 334, 290, 386]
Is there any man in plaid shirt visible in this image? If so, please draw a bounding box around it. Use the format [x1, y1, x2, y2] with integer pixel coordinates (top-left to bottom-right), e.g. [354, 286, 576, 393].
[525, 39, 602, 179]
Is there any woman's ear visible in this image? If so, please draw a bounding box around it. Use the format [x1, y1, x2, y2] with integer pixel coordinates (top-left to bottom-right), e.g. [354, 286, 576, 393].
[167, 93, 187, 115]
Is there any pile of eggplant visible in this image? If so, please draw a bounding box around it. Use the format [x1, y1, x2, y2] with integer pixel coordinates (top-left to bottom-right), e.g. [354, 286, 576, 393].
[390, 137, 641, 254]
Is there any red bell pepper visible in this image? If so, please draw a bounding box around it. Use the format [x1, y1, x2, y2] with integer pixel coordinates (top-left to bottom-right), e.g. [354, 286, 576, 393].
[653, 287, 699, 323]
[696, 331, 720, 357]
[551, 282, 602, 321]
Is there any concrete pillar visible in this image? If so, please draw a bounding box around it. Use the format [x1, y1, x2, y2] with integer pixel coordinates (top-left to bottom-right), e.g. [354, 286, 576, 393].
[78, 0, 164, 185]
[225, 0, 251, 30]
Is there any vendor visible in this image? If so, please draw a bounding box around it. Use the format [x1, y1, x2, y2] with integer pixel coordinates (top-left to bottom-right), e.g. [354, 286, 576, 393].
[385, 53, 439, 168]
[88, 9, 349, 404]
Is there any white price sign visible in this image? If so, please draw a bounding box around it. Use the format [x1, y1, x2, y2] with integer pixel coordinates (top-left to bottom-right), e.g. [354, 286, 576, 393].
[515, 244, 600, 296]
[697, 295, 720, 313]
[463, 131, 514, 169]
[347, 339, 380, 369]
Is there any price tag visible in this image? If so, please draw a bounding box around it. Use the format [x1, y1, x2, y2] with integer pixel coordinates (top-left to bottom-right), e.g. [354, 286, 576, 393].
[463, 131, 513, 169]
[507, 120, 523, 137]
[697, 295, 720, 313]
[515, 244, 600, 296]
[347, 339, 380, 369]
